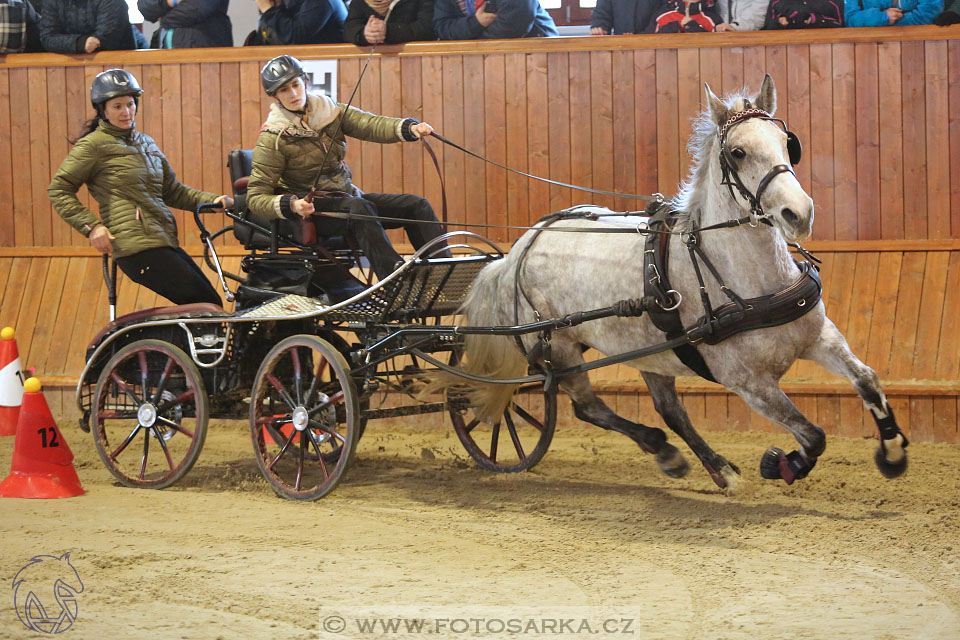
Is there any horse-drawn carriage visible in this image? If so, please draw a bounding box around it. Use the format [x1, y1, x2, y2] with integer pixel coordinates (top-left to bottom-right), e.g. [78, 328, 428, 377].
[75, 76, 911, 501]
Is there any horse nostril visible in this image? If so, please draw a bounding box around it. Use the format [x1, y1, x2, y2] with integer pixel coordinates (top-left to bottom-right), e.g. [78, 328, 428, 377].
[781, 208, 799, 226]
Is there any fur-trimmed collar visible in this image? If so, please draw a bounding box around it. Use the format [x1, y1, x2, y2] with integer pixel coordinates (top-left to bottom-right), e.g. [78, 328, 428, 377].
[261, 93, 340, 136]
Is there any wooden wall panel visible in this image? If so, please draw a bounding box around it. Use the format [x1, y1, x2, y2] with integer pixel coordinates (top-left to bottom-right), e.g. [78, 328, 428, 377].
[808, 44, 835, 241]
[547, 53, 571, 213]
[0, 70, 10, 247]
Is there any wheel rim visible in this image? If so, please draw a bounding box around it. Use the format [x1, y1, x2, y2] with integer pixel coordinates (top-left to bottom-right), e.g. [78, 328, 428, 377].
[250, 335, 358, 500]
[449, 382, 557, 473]
[92, 340, 208, 489]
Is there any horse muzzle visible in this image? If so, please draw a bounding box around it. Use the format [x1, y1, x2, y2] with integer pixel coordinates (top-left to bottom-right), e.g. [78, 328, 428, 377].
[777, 202, 814, 242]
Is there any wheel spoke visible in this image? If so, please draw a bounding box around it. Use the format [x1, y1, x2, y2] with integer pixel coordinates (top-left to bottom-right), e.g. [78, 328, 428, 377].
[151, 356, 176, 404]
[295, 430, 306, 491]
[307, 390, 345, 417]
[503, 410, 526, 460]
[489, 420, 501, 462]
[268, 427, 298, 470]
[266, 374, 297, 410]
[110, 423, 142, 460]
[156, 416, 195, 439]
[306, 430, 330, 479]
[139, 428, 150, 480]
[463, 417, 481, 434]
[512, 403, 545, 432]
[110, 373, 143, 406]
[158, 388, 195, 409]
[154, 427, 176, 471]
[290, 348, 303, 405]
[138, 351, 149, 397]
[304, 354, 328, 406]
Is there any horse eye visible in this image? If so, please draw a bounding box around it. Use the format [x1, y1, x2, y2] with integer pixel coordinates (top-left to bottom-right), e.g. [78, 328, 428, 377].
[731, 148, 746, 160]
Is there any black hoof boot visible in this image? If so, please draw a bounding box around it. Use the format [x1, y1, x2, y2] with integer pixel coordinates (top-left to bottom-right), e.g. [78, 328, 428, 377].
[760, 446, 816, 485]
[760, 446, 784, 479]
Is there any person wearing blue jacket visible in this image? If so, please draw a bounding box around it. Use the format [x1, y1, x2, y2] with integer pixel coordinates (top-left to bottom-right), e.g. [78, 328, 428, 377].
[589, 0, 656, 33]
[844, 0, 941, 25]
[254, 0, 346, 44]
[434, 0, 557, 39]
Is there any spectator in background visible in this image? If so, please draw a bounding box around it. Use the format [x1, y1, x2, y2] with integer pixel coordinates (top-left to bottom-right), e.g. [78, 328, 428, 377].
[434, 0, 557, 39]
[250, 0, 345, 45]
[344, 0, 434, 45]
[138, 0, 232, 47]
[644, 0, 722, 30]
[39, 0, 136, 52]
[844, 0, 941, 25]
[764, 0, 842, 27]
[589, 0, 655, 33]
[933, 0, 959, 22]
[1, 0, 43, 52]
[715, 0, 768, 29]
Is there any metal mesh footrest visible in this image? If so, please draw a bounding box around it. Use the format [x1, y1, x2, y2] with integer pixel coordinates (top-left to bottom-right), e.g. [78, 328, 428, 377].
[237, 294, 330, 319]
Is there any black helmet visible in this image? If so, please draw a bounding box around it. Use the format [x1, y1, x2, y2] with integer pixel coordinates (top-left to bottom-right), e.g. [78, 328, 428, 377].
[90, 69, 143, 109]
[261, 55, 307, 96]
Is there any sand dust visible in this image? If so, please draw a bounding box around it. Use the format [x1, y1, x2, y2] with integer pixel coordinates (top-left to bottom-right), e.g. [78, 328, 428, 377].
[2, 416, 959, 639]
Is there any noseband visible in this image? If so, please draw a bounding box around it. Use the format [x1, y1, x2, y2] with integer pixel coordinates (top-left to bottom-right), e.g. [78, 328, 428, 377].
[718, 108, 802, 224]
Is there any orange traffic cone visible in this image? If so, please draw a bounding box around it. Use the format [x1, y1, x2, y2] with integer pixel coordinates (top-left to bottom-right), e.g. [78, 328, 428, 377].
[0, 378, 84, 499]
[0, 327, 25, 436]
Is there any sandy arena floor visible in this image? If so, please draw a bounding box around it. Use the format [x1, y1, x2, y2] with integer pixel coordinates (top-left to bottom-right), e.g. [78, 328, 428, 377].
[1, 415, 959, 640]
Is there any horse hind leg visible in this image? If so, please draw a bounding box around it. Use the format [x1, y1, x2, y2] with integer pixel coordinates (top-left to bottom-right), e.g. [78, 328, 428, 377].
[551, 345, 689, 479]
[802, 319, 908, 479]
[642, 371, 742, 492]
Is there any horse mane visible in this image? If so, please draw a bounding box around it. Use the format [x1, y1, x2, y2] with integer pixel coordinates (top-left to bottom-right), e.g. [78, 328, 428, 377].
[671, 90, 753, 232]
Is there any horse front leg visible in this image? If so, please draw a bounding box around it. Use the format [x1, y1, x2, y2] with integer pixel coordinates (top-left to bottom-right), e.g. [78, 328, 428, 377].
[802, 319, 908, 479]
[642, 372, 741, 491]
[731, 378, 826, 485]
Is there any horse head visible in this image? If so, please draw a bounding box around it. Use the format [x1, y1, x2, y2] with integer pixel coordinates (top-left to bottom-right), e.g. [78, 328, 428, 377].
[705, 74, 814, 242]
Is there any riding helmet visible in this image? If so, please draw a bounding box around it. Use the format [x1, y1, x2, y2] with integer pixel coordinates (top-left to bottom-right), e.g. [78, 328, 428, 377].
[90, 69, 143, 109]
[261, 55, 307, 96]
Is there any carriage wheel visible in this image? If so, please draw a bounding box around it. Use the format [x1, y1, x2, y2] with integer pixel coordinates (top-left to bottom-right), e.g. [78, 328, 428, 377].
[446, 350, 557, 472]
[92, 340, 208, 489]
[250, 335, 359, 500]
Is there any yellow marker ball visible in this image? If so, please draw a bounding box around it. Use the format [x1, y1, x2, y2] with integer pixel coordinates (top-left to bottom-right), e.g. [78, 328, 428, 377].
[1, 327, 14, 341]
[24, 377, 41, 393]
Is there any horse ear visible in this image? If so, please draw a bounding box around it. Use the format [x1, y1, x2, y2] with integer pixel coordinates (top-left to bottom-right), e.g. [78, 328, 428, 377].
[755, 74, 777, 115]
[705, 83, 728, 127]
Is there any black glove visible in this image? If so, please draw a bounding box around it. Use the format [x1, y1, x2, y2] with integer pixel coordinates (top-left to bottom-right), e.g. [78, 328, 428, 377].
[933, 10, 960, 25]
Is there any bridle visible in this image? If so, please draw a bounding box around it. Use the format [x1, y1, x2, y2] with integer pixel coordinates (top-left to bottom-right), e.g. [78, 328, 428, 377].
[717, 108, 802, 226]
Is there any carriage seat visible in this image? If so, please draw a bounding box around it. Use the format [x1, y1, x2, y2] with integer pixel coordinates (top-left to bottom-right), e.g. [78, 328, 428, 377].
[227, 149, 350, 251]
[86, 303, 231, 351]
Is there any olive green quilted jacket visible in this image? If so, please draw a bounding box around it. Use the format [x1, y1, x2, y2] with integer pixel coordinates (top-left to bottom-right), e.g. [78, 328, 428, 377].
[49, 120, 219, 258]
[247, 92, 418, 219]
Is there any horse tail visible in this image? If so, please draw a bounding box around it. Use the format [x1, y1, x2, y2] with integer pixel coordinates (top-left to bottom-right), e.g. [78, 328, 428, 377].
[426, 257, 527, 422]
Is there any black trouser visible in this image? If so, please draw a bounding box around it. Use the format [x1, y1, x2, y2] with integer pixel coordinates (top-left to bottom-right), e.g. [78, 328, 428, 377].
[307, 193, 450, 279]
[116, 246, 222, 306]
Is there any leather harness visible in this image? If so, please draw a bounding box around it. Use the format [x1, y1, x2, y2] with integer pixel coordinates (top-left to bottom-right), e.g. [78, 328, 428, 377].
[641, 203, 822, 381]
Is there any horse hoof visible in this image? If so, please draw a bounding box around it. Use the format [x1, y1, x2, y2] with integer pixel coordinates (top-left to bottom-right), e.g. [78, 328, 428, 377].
[657, 443, 689, 478]
[874, 446, 908, 479]
[760, 446, 785, 480]
[720, 465, 743, 495]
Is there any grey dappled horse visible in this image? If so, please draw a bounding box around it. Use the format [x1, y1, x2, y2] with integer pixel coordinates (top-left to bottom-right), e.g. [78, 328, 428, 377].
[453, 75, 908, 491]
